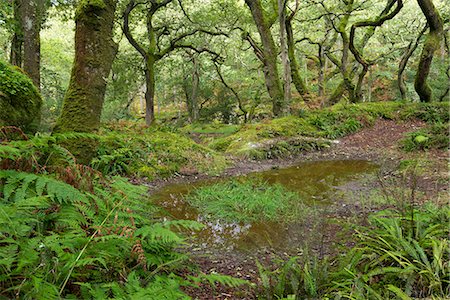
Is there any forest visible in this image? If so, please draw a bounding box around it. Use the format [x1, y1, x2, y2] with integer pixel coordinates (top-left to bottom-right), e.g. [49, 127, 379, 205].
[0, 0, 449, 299]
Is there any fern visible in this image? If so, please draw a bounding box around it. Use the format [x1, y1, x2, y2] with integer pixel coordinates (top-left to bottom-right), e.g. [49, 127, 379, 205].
[190, 272, 250, 288]
[0, 170, 88, 204]
[0, 169, 215, 299]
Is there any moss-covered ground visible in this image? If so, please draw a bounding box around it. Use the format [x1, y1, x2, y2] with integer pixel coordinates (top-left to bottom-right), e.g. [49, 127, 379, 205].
[93, 121, 228, 179]
[206, 102, 448, 159]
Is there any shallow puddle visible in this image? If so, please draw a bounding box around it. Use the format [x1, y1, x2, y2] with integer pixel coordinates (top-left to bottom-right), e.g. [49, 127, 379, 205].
[150, 160, 378, 252]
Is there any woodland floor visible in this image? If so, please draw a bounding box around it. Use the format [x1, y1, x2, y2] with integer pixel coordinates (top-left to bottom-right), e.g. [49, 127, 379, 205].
[146, 119, 448, 300]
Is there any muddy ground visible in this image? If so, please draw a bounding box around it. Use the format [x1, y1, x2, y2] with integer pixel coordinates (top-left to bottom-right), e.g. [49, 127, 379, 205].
[143, 119, 448, 300]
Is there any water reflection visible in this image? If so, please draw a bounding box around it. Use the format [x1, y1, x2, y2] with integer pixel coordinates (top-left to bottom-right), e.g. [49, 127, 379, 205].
[151, 160, 378, 251]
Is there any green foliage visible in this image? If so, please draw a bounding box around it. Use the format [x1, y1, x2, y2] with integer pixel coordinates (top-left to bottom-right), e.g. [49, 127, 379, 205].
[40, 15, 74, 131]
[0, 129, 97, 172]
[400, 102, 449, 123]
[0, 60, 42, 133]
[257, 255, 329, 300]
[208, 102, 449, 159]
[256, 204, 449, 299]
[187, 179, 304, 223]
[182, 123, 240, 136]
[401, 122, 449, 151]
[0, 169, 247, 298]
[95, 125, 227, 179]
[210, 102, 417, 158]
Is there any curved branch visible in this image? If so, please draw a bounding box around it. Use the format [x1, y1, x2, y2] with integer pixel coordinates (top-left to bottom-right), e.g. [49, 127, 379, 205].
[123, 0, 147, 59]
[213, 62, 248, 122]
[349, 0, 403, 68]
[158, 29, 228, 59]
[398, 25, 428, 100]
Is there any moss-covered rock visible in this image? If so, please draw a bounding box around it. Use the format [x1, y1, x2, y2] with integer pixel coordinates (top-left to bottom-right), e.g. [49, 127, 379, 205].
[0, 60, 42, 133]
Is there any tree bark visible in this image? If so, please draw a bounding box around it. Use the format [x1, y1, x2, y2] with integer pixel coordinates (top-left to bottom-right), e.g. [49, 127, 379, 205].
[398, 25, 428, 101]
[439, 30, 449, 101]
[144, 55, 156, 125]
[414, 0, 444, 102]
[21, 0, 46, 89]
[214, 62, 248, 122]
[190, 55, 200, 122]
[10, 0, 23, 67]
[245, 0, 284, 116]
[278, 0, 291, 112]
[285, 2, 309, 101]
[54, 0, 117, 163]
[349, 0, 403, 101]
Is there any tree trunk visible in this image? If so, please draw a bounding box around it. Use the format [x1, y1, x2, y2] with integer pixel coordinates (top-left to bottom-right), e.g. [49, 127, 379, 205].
[278, 0, 291, 113]
[245, 0, 284, 116]
[144, 56, 156, 125]
[190, 57, 200, 122]
[439, 31, 449, 101]
[285, 12, 309, 101]
[10, 0, 23, 67]
[317, 45, 325, 97]
[414, 0, 443, 102]
[54, 0, 117, 163]
[21, 0, 45, 89]
[398, 25, 427, 101]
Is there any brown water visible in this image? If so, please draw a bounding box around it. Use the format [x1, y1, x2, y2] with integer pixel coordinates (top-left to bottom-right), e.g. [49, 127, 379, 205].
[150, 160, 378, 252]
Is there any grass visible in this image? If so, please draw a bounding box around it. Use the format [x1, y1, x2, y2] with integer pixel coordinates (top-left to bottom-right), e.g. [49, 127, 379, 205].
[186, 179, 304, 223]
[181, 123, 241, 135]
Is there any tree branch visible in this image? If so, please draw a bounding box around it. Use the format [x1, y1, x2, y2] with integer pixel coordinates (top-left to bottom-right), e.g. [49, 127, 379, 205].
[123, 0, 147, 59]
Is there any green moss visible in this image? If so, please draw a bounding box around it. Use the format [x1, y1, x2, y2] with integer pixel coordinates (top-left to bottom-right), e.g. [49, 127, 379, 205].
[93, 127, 228, 179]
[401, 122, 449, 151]
[210, 102, 447, 159]
[75, 0, 106, 20]
[0, 60, 42, 133]
[181, 123, 240, 135]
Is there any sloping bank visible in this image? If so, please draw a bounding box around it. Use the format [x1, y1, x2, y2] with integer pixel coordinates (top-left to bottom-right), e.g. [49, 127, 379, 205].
[207, 102, 449, 159]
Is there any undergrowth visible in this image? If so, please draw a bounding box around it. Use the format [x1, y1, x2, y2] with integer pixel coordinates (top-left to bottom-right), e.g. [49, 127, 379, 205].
[256, 162, 449, 299]
[0, 127, 246, 299]
[257, 204, 449, 299]
[401, 122, 449, 151]
[94, 127, 227, 179]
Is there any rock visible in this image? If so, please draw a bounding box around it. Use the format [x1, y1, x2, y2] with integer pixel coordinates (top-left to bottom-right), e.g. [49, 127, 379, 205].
[0, 60, 42, 133]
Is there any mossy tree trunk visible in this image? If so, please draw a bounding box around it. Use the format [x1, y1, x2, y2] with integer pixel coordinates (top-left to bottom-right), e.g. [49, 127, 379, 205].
[245, 0, 284, 117]
[349, 0, 403, 102]
[398, 25, 427, 101]
[190, 55, 200, 122]
[285, 2, 309, 101]
[182, 52, 200, 122]
[414, 0, 444, 102]
[54, 0, 117, 163]
[144, 54, 156, 125]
